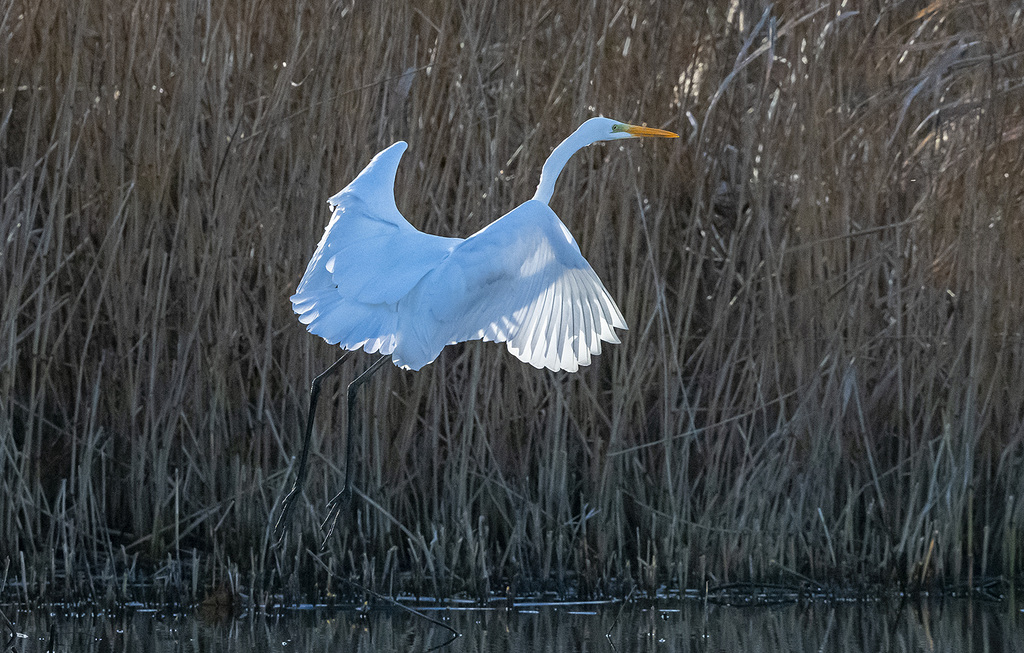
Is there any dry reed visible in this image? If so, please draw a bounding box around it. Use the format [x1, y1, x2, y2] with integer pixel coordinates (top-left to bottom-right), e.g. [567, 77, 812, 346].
[1, 0, 1022, 604]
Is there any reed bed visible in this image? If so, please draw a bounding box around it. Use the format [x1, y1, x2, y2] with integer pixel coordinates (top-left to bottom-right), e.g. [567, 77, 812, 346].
[1, 0, 1022, 604]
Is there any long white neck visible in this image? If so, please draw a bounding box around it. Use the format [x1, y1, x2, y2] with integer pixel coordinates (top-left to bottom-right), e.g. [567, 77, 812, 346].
[532, 126, 604, 205]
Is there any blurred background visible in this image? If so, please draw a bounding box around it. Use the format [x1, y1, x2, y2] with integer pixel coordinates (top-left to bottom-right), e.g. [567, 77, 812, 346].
[2, 0, 1022, 603]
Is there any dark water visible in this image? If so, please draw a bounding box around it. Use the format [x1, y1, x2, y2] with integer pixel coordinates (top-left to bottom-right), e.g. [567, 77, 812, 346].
[5, 598, 1022, 652]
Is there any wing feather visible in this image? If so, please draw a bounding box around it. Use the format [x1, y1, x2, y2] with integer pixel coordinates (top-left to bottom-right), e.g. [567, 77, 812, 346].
[578, 270, 597, 357]
[551, 282, 571, 371]
[292, 142, 460, 356]
[527, 279, 557, 367]
[568, 271, 586, 362]
[567, 269, 591, 366]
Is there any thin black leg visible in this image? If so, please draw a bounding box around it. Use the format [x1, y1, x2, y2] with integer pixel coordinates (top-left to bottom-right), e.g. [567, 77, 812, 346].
[320, 354, 389, 547]
[274, 352, 352, 545]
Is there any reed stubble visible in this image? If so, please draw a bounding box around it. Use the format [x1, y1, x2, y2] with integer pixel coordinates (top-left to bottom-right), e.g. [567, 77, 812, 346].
[2, 0, 1022, 603]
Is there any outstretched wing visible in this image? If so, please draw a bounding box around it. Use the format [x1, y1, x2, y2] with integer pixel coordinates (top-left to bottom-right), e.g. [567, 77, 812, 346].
[393, 200, 627, 372]
[292, 142, 460, 355]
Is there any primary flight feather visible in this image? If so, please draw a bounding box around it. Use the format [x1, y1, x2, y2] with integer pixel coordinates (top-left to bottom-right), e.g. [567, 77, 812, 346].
[292, 117, 677, 372]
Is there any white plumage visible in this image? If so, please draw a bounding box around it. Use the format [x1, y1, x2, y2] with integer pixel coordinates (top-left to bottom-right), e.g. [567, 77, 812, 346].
[292, 117, 677, 371]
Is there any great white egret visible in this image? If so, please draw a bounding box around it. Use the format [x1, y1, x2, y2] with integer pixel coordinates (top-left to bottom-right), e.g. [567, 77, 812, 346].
[275, 117, 677, 544]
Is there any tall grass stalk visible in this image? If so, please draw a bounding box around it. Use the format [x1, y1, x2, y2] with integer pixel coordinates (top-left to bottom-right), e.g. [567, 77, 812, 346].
[2, 0, 1022, 603]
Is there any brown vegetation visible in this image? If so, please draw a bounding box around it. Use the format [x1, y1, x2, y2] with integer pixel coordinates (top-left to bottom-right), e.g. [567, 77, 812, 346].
[2, 0, 1023, 603]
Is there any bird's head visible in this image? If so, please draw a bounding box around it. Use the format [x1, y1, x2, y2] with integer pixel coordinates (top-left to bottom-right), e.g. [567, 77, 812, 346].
[577, 116, 679, 142]
[532, 116, 678, 204]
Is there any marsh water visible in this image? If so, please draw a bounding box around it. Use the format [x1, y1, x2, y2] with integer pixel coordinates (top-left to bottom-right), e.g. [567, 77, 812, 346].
[5, 598, 1023, 652]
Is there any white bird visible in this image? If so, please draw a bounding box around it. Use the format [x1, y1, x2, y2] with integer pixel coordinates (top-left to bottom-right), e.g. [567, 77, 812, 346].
[291, 117, 678, 372]
[276, 117, 677, 545]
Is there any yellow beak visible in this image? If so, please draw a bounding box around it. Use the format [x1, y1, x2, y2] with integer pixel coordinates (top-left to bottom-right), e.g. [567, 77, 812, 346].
[624, 124, 679, 138]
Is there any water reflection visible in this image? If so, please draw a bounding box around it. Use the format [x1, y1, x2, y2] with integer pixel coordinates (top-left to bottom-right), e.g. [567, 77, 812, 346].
[5, 598, 1021, 652]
